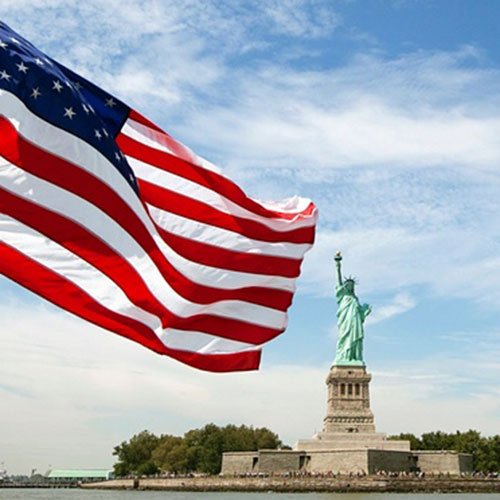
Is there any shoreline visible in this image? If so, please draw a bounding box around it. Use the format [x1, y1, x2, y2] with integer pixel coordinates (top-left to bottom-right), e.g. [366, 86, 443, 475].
[82, 476, 500, 493]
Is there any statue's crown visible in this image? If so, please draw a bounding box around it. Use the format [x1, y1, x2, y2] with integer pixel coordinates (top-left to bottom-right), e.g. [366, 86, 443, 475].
[344, 275, 357, 284]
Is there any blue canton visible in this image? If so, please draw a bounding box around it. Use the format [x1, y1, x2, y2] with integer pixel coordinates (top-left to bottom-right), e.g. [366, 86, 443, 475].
[0, 22, 138, 194]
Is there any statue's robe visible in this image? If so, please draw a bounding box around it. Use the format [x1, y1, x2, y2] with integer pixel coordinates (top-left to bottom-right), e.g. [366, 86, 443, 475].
[334, 283, 371, 365]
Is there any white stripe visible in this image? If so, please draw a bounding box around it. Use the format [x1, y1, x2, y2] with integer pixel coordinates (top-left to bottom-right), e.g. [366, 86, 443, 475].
[122, 118, 222, 174]
[0, 90, 300, 292]
[160, 328, 260, 354]
[0, 89, 139, 215]
[253, 195, 317, 216]
[126, 152, 316, 232]
[0, 216, 261, 356]
[0, 158, 287, 329]
[124, 118, 317, 225]
[157, 235, 297, 292]
[147, 204, 312, 260]
[0, 214, 162, 333]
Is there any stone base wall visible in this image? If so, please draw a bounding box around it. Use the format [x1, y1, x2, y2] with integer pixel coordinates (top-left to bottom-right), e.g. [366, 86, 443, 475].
[221, 452, 257, 475]
[259, 450, 307, 473]
[222, 450, 307, 475]
[306, 450, 368, 474]
[367, 450, 416, 474]
[221, 448, 473, 475]
[413, 451, 473, 474]
[296, 433, 410, 452]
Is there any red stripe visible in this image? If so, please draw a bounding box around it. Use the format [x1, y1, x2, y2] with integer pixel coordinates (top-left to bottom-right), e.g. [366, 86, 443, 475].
[0, 186, 168, 322]
[163, 347, 261, 372]
[0, 117, 293, 313]
[155, 224, 301, 278]
[0, 193, 284, 346]
[127, 109, 206, 171]
[139, 179, 313, 245]
[167, 315, 282, 344]
[0, 240, 165, 352]
[0, 241, 260, 372]
[129, 109, 164, 133]
[1, 178, 293, 314]
[117, 131, 317, 224]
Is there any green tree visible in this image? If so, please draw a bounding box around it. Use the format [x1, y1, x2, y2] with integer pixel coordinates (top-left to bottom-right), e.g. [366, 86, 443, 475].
[184, 423, 224, 475]
[222, 424, 256, 452]
[388, 433, 423, 450]
[113, 423, 287, 476]
[113, 430, 161, 477]
[151, 435, 186, 474]
[388, 429, 500, 471]
[421, 430, 456, 451]
[254, 426, 282, 449]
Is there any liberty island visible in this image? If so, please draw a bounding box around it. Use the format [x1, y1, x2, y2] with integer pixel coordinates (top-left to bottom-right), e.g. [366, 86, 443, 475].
[15, 253, 498, 494]
[222, 252, 472, 476]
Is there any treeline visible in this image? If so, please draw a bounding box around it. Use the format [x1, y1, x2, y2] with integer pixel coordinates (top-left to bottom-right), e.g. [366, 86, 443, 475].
[113, 424, 285, 476]
[389, 430, 500, 471]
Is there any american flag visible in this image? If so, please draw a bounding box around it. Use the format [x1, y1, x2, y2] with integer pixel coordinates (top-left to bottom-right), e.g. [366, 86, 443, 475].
[0, 22, 317, 372]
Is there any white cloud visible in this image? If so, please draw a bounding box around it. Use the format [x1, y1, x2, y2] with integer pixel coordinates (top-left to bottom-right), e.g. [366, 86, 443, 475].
[263, 0, 339, 38]
[299, 221, 500, 308]
[1, 301, 498, 474]
[1, 0, 500, 476]
[371, 337, 500, 436]
[175, 49, 500, 173]
[366, 292, 416, 324]
[0, 300, 330, 473]
[5, 4, 500, 176]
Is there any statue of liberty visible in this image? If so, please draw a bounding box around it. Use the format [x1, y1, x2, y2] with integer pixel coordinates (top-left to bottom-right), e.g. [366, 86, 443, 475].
[334, 251, 371, 366]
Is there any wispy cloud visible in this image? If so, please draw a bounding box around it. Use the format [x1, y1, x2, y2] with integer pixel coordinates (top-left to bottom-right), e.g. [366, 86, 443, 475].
[175, 47, 500, 171]
[262, 0, 340, 38]
[367, 292, 416, 324]
[1, 0, 500, 475]
[1, 301, 498, 474]
[0, 301, 328, 472]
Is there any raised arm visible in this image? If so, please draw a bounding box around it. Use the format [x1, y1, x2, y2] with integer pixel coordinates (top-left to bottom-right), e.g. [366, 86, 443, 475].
[334, 250, 343, 286]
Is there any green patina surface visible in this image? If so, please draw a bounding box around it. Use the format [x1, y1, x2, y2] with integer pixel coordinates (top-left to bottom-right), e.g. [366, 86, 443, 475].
[333, 252, 371, 366]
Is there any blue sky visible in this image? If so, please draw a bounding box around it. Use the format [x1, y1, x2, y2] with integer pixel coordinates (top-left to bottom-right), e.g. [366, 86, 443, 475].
[1, 0, 500, 475]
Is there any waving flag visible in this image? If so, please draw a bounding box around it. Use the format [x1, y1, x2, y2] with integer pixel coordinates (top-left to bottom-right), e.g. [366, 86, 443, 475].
[0, 22, 317, 372]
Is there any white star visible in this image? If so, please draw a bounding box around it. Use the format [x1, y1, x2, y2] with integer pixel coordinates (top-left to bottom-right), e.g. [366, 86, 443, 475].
[82, 103, 90, 114]
[52, 80, 63, 92]
[115, 152, 121, 161]
[30, 87, 41, 99]
[102, 128, 109, 138]
[0, 41, 7, 50]
[95, 129, 102, 140]
[63, 107, 76, 119]
[34, 58, 44, 66]
[10, 37, 21, 45]
[105, 97, 117, 108]
[16, 61, 28, 74]
[0, 70, 11, 81]
[74, 82, 82, 90]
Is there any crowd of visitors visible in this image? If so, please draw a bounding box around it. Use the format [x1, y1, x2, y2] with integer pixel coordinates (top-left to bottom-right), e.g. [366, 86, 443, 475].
[223, 470, 499, 479]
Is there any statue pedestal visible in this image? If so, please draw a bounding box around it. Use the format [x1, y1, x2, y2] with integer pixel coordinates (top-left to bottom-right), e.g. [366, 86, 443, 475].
[323, 364, 375, 433]
[295, 364, 410, 453]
